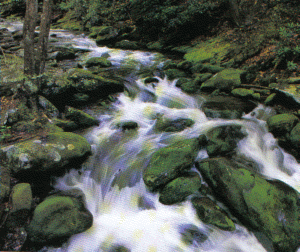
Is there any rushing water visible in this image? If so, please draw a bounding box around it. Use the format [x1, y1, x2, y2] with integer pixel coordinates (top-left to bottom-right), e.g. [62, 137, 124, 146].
[1, 21, 300, 252]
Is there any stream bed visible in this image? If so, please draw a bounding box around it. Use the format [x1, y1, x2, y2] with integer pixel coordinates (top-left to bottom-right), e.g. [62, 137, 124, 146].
[1, 21, 300, 252]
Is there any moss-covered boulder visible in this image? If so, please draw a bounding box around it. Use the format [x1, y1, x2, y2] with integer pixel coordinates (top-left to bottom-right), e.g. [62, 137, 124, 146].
[289, 122, 300, 150]
[0, 132, 91, 175]
[200, 69, 244, 92]
[53, 118, 78, 132]
[159, 172, 202, 205]
[28, 195, 93, 244]
[191, 197, 235, 231]
[154, 116, 194, 133]
[65, 106, 99, 129]
[196, 157, 300, 251]
[68, 69, 124, 95]
[184, 37, 232, 65]
[267, 114, 299, 138]
[143, 136, 205, 191]
[164, 69, 187, 80]
[206, 125, 246, 157]
[115, 40, 139, 50]
[177, 78, 199, 94]
[231, 88, 254, 99]
[5, 183, 32, 229]
[85, 57, 112, 68]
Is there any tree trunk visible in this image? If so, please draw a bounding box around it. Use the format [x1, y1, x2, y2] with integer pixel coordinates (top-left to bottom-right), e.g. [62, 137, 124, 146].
[35, 0, 53, 76]
[23, 0, 38, 76]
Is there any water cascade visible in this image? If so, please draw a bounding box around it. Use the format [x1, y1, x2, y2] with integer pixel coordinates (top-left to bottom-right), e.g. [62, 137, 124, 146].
[1, 21, 300, 252]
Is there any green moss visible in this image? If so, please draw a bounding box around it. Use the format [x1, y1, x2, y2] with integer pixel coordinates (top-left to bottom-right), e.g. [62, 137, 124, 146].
[264, 93, 277, 106]
[200, 69, 244, 92]
[289, 122, 300, 149]
[11, 183, 32, 212]
[231, 88, 254, 98]
[2, 132, 91, 174]
[85, 57, 112, 68]
[197, 157, 300, 251]
[206, 125, 246, 157]
[164, 69, 187, 80]
[154, 116, 195, 133]
[147, 41, 164, 51]
[267, 114, 299, 137]
[115, 40, 139, 50]
[90, 26, 113, 36]
[194, 73, 213, 85]
[28, 196, 93, 243]
[192, 197, 235, 231]
[143, 137, 204, 191]
[159, 173, 202, 205]
[184, 38, 232, 64]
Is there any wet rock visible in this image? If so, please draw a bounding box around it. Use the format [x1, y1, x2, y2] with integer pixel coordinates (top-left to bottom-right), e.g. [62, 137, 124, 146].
[144, 77, 159, 84]
[85, 57, 112, 68]
[191, 197, 235, 231]
[179, 224, 208, 246]
[65, 106, 99, 129]
[115, 121, 139, 131]
[196, 157, 300, 252]
[206, 125, 246, 157]
[0, 132, 91, 175]
[143, 137, 205, 191]
[49, 47, 76, 61]
[28, 195, 93, 244]
[154, 115, 194, 133]
[200, 69, 244, 92]
[159, 172, 202, 205]
[115, 40, 139, 50]
[108, 245, 130, 252]
[267, 113, 299, 138]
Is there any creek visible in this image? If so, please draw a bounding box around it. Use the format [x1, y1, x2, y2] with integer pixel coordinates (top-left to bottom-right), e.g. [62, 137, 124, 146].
[1, 21, 300, 252]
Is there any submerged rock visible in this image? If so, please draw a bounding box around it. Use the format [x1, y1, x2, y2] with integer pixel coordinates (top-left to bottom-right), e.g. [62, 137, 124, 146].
[28, 195, 93, 244]
[143, 136, 205, 191]
[191, 197, 235, 231]
[159, 172, 202, 205]
[196, 157, 300, 251]
[0, 132, 91, 175]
